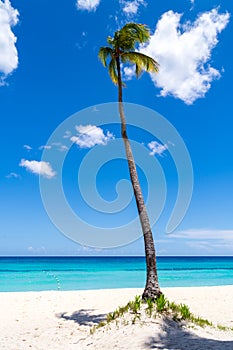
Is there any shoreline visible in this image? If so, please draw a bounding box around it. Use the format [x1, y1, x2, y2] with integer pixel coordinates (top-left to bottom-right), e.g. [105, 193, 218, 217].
[1, 283, 233, 294]
[0, 286, 233, 349]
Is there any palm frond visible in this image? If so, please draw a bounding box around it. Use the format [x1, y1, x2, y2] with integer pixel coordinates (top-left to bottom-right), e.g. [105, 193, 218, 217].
[107, 36, 114, 46]
[98, 22, 159, 86]
[98, 47, 113, 67]
[108, 58, 118, 85]
[135, 63, 143, 77]
[121, 51, 159, 77]
[117, 23, 151, 51]
[123, 23, 150, 42]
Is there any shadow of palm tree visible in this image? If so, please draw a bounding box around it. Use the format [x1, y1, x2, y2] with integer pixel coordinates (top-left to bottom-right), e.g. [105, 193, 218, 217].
[56, 309, 106, 326]
[145, 318, 233, 350]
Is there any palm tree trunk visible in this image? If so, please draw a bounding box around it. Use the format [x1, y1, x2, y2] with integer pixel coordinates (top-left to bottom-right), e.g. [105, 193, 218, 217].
[116, 56, 162, 300]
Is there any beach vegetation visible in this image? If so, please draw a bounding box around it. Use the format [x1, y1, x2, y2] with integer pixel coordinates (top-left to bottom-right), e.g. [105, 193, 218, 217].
[106, 311, 119, 322]
[90, 321, 105, 334]
[191, 316, 213, 327]
[98, 23, 161, 300]
[155, 293, 168, 313]
[118, 304, 130, 315]
[90, 294, 231, 335]
[179, 303, 191, 320]
[132, 313, 141, 324]
[145, 298, 154, 317]
[167, 300, 180, 313]
[217, 324, 228, 331]
[128, 295, 141, 314]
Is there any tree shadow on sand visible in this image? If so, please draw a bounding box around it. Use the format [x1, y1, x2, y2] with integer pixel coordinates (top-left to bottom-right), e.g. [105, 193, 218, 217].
[56, 309, 106, 326]
[145, 318, 233, 350]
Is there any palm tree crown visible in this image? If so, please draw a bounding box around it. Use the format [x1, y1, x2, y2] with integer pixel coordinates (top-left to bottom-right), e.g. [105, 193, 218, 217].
[98, 23, 159, 84]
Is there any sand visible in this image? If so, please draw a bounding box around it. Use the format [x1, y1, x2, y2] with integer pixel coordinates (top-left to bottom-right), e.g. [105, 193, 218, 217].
[0, 286, 233, 349]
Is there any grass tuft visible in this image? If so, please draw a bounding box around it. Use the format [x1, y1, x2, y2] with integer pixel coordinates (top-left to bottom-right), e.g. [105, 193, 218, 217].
[155, 293, 168, 313]
[128, 295, 141, 314]
[217, 324, 228, 331]
[179, 303, 191, 320]
[167, 301, 180, 313]
[191, 316, 213, 327]
[145, 298, 154, 317]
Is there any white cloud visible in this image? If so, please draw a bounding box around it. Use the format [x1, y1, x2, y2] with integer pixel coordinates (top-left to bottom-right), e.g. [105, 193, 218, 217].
[120, 0, 146, 16]
[39, 145, 52, 150]
[167, 228, 233, 253]
[51, 142, 69, 152]
[92, 106, 99, 112]
[19, 159, 56, 179]
[137, 8, 230, 104]
[186, 241, 216, 252]
[59, 145, 68, 151]
[76, 0, 100, 12]
[123, 66, 135, 80]
[23, 144, 32, 150]
[174, 228, 233, 241]
[148, 140, 168, 156]
[63, 130, 72, 139]
[27, 246, 46, 254]
[0, 0, 19, 85]
[6, 172, 20, 179]
[71, 124, 114, 148]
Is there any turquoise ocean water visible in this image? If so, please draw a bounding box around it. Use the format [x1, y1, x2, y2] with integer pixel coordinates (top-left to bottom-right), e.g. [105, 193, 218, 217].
[0, 256, 233, 292]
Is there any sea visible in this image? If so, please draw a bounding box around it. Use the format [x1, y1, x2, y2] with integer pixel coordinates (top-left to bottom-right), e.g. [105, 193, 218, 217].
[0, 256, 233, 292]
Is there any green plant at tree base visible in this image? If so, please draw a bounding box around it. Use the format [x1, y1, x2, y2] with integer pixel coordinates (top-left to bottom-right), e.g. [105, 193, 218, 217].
[179, 303, 191, 320]
[155, 294, 168, 313]
[145, 298, 155, 317]
[90, 294, 231, 334]
[167, 300, 180, 313]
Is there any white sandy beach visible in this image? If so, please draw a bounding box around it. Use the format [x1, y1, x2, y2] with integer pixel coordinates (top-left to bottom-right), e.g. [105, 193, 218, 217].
[0, 286, 233, 350]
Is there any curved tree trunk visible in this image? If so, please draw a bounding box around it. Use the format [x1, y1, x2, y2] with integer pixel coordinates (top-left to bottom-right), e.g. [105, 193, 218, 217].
[116, 56, 162, 300]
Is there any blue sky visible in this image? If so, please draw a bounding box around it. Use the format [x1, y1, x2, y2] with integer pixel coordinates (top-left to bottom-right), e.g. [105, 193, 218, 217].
[0, 0, 233, 256]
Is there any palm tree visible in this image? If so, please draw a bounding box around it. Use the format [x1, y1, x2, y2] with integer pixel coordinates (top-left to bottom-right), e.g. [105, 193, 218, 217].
[98, 23, 162, 300]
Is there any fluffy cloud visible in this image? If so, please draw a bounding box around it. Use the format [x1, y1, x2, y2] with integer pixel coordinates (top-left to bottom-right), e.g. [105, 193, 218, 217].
[76, 0, 100, 12]
[0, 0, 19, 85]
[148, 140, 168, 156]
[120, 0, 146, 16]
[123, 66, 135, 80]
[19, 159, 56, 179]
[71, 124, 114, 148]
[137, 9, 229, 104]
